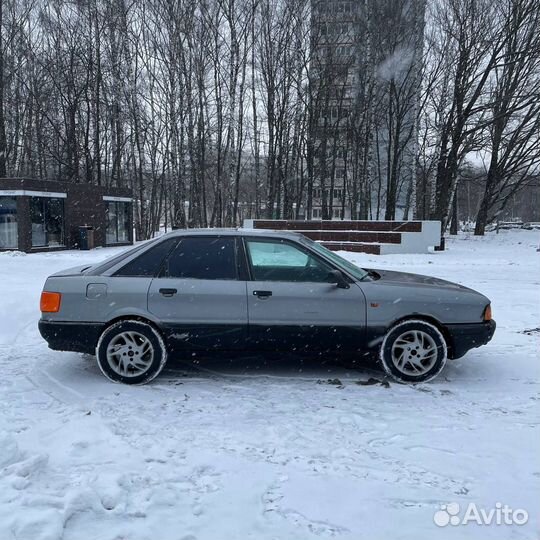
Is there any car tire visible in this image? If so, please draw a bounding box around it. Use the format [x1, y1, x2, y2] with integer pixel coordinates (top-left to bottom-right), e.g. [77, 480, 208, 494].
[96, 320, 168, 385]
[379, 319, 447, 383]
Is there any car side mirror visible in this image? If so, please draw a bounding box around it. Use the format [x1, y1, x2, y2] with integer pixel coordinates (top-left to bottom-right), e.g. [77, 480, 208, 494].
[328, 269, 350, 289]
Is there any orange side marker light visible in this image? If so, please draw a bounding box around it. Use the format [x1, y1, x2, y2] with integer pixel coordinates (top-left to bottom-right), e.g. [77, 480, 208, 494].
[40, 292, 62, 313]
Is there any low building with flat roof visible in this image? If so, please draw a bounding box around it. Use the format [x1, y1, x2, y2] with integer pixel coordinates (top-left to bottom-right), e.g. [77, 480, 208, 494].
[0, 178, 133, 252]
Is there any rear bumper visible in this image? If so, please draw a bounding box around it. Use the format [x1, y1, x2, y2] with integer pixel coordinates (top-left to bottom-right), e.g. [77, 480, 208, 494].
[446, 320, 496, 359]
[38, 320, 103, 355]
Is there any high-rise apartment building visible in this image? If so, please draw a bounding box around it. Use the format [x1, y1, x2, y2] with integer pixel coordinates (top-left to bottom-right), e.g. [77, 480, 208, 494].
[309, 0, 424, 220]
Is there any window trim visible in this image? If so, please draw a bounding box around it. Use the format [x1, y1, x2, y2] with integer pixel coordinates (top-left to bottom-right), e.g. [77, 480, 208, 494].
[112, 237, 179, 278]
[242, 236, 340, 284]
[30, 196, 66, 248]
[0, 195, 18, 249]
[106, 200, 131, 245]
[89, 239, 158, 276]
[235, 237, 251, 281]
[158, 235, 241, 281]
[103, 196, 132, 203]
[0, 190, 66, 198]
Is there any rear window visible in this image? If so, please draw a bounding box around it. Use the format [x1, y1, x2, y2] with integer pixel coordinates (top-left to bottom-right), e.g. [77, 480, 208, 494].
[114, 238, 178, 277]
[86, 241, 152, 276]
[164, 237, 237, 280]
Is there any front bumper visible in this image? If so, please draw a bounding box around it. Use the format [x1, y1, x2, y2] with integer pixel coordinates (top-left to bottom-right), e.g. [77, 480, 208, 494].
[39, 320, 103, 355]
[446, 320, 496, 359]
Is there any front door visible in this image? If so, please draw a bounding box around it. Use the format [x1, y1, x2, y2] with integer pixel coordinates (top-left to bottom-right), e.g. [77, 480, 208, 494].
[148, 236, 248, 351]
[243, 237, 366, 353]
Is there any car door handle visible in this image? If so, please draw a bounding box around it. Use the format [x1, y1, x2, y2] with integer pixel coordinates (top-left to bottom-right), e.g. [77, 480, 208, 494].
[253, 290, 272, 298]
[159, 288, 177, 297]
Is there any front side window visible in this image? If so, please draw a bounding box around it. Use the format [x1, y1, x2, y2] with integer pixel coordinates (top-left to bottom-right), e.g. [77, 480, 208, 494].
[0, 197, 18, 249]
[164, 237, 237, 280]
[30, 197, 64, 247]
[245, 239, 334, 283]
[106, 202, 131, 244]
[301, 237, 369, 281]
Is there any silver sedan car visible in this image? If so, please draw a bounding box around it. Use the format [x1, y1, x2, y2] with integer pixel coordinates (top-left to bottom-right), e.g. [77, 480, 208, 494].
[39, 229, 495, 384]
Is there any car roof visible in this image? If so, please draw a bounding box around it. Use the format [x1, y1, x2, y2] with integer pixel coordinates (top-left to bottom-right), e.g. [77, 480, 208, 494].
[162, 228, 303, 240]
[86, 228, 307, 277]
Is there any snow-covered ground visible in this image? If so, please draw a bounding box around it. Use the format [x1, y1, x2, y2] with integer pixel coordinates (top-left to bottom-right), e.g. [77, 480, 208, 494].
[0, 230, 538, 540]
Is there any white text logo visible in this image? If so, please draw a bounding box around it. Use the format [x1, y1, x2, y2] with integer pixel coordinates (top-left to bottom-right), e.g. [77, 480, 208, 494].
[433, 502, 528, 527]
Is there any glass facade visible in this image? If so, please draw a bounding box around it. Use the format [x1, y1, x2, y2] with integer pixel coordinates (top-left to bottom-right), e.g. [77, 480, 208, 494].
[30, 197, 65, 247]
[106, 201, 131, 244]
[1, 189, 132, 251]
[0, 197, 18, 249]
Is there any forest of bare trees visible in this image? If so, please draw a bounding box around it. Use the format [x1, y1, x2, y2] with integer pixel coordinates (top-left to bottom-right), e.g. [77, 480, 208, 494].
[0, 0, 538, 239]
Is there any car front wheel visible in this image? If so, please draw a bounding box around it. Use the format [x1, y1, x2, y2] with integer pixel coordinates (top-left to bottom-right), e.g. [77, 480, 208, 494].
[96, 320, 168, 384]
[379, 319, 448, 383]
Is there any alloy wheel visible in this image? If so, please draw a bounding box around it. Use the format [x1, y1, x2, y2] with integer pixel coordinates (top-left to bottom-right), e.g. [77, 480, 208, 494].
[106, 330, 154, 377]
[391, 329, 439, 376]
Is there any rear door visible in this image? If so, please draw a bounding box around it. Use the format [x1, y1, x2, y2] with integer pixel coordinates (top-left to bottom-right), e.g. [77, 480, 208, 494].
[243, 237, 366, 353]
[148, 236, 248, 351]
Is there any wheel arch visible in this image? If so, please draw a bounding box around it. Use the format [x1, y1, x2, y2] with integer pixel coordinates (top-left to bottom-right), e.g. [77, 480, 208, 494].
[388, 314, 453, 356]
[103, 314, 165, 338]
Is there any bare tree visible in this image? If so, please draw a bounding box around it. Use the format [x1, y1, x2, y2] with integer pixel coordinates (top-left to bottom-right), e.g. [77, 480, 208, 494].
[1, 0, 538, 237]
[474, 0, 540, 234]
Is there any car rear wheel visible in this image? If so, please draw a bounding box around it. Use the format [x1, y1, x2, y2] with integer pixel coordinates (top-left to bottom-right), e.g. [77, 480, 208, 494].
[379, 320, 447, 383]
[96, 320, 167, 384]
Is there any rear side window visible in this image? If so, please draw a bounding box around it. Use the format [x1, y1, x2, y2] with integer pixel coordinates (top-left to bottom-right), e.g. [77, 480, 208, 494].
[164, 237, 237, 280]
[114, 238, 178, 277]
[87, 241, 152, 275]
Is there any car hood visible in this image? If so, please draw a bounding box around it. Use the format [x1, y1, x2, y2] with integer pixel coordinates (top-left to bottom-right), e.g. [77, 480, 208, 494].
[367, 268, 480, 294]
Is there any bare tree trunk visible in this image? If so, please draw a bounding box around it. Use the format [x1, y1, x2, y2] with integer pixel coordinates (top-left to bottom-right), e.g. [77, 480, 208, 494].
[0, 0, 7, 177]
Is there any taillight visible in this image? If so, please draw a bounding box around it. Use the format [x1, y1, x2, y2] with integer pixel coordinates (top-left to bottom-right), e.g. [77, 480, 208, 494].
[483, 304, 492, 321]
[40, 292, 62, 313]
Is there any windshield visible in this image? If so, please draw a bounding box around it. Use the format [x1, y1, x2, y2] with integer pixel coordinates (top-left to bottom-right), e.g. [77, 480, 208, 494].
[300, 237, 369, 281]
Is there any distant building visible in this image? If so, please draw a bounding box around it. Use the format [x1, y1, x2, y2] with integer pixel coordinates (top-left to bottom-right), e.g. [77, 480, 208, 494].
[309, 0, 424, 220]
[0, 178, 133, 252]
